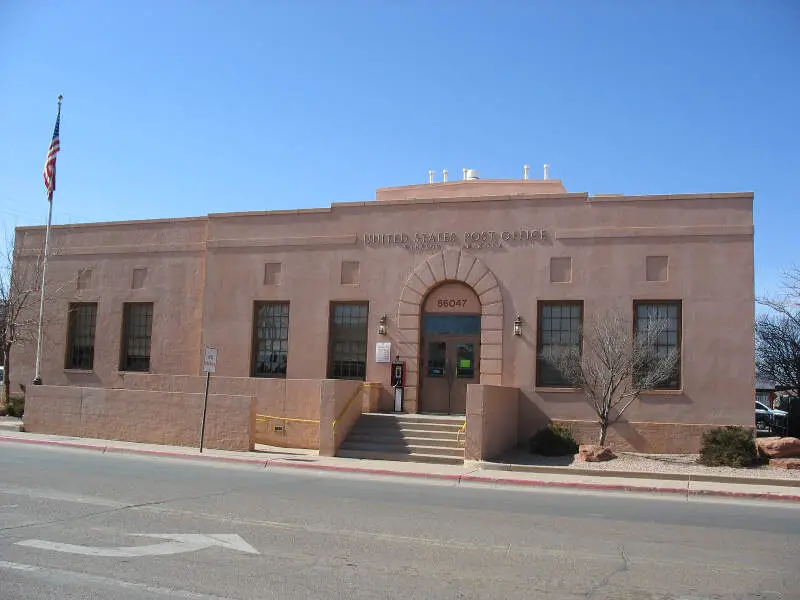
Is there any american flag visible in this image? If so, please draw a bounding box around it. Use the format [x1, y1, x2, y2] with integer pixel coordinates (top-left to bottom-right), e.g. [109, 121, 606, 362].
[43, 100, 62, 197]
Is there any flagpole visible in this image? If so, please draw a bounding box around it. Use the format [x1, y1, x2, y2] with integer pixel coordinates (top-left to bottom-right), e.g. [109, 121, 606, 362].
[33, 95, 62, 385]
[32, 192, 54, 385]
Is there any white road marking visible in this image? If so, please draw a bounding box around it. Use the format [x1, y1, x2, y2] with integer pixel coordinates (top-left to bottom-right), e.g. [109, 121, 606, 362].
[16, 533, 259, 557]
[0, 560, 239, 599]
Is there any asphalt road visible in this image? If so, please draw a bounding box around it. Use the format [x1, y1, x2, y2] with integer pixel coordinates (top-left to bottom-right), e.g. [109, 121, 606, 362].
[0, 444, 798, 600]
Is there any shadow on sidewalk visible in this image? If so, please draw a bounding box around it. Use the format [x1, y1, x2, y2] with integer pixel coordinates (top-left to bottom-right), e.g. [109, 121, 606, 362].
[490, 448, 577, 467]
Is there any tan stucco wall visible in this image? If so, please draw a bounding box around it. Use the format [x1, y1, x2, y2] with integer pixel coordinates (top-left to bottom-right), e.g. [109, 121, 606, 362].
[549, 419, 733, 454]
[465, 384, 520, 461]
[318, 379, 364, 456]
[9, 181, 756, 452]
[23, 384, 255, 451]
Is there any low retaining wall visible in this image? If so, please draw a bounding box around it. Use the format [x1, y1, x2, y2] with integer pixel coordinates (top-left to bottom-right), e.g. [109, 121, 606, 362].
[24, 385, 255, 451]
[548, 419, 740, 454]
[464, 385, 733, 456]
[24, 377, 383, 454]
[112, 374, 322, 449]
[319, 380, 364, 457]
[465, 384, 520, 461]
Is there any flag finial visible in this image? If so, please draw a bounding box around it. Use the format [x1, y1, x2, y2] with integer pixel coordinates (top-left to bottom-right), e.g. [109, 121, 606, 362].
[57, 94, 63, 107]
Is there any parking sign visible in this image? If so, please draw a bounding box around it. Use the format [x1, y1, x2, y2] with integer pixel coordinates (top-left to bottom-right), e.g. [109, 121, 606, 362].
[203, 347, 218, 373]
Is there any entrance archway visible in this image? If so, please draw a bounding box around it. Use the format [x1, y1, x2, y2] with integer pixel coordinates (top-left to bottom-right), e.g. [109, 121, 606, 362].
[419, 282, 481, 414]
[395, 248, 504, 414]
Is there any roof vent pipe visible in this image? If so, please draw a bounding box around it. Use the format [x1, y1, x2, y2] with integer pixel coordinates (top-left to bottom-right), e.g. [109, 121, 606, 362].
[428, 169, 435, 184]
[442, 169, 448, 182]
[523, 165, 530, 180]
[543, 164, 550, 180]
[465, 169, 480, 180]
[462, 168, 468, 180]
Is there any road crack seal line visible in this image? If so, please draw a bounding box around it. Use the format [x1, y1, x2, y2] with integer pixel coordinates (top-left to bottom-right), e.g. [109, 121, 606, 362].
[584, 544, 630, 600]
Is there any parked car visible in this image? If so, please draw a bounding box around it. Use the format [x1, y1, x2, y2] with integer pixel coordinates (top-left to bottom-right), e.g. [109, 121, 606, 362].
[755, 400, 788, 433]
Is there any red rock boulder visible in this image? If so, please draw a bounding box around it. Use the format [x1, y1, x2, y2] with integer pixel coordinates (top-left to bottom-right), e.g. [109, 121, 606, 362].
[579, 445, 616, 462]
[769, 458, 800, 470]
[756, 437, 800, 458]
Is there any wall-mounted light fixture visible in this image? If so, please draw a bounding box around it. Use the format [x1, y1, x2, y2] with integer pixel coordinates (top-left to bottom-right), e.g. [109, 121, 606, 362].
[513, 314, 523, 336]
[378, 315, 388, 336]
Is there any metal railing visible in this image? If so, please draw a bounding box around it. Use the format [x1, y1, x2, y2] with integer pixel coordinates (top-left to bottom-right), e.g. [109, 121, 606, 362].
[255, 415, 320, 426]
[255, 382, 383, 433]
[332, 382, 382, 435]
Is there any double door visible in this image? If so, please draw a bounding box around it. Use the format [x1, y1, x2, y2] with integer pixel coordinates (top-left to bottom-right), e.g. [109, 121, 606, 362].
[419, 334, 480, 415]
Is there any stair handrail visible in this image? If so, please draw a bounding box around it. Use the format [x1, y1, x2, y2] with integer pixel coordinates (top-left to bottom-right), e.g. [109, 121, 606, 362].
[255, 415, 320, 425]
[457, 420, 466, 444]
[332, 382, 382, 434]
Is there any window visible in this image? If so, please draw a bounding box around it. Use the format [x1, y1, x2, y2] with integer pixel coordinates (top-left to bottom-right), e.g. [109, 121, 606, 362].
[536, 301, 583, 387]
[65, 303, 97, 370]
[120, 302, 153, 372]
[328, 302, 369, 380]
[252, 302, 289, 377]
[634, 301, 681, 389]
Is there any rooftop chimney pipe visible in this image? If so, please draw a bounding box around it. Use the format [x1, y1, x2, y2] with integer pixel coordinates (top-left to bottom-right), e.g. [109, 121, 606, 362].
[442, 169, 448, 182]
[523, 165, 530, 180]
[543, 164, 550, 180]
[428, 169, 435, 184]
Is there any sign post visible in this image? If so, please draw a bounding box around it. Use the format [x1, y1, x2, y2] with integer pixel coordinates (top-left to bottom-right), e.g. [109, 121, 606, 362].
[200, 347, 217, 453]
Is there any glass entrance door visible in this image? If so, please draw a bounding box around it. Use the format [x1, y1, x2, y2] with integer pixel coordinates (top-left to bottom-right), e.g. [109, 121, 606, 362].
[420, 333, 480, 415]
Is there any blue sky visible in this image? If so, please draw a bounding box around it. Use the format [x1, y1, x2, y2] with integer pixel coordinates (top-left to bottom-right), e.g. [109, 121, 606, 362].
[1, 0, 797, 296]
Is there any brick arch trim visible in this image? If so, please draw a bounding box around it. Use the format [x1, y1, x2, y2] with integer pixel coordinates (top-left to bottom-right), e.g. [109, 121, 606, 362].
[394, 248, 504, 413]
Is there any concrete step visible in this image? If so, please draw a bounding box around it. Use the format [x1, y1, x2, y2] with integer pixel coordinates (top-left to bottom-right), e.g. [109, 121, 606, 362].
[336, 448, 464, 465]
[360, 413, 464, 426]
[344, 433, 461, 447]
[339, 441, 464, 457]
[0, 420, 23, 432]
[350, 425, 464, 441]
[354, 420, 463, 433]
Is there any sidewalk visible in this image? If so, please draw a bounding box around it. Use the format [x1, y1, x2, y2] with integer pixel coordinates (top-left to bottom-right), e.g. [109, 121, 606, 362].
[1, 428, 799, 503]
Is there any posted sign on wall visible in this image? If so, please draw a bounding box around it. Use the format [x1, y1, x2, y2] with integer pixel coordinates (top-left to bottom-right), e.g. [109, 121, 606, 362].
[375, 342, 392, 364]
[203, 347, 218, 373]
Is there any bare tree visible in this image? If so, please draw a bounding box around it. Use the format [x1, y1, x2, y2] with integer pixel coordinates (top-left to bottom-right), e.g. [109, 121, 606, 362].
[0, 228, 69, 407]
[0, 231, 43, 406]
[757, 265, 800, 392]
[541, 308, 680, 446]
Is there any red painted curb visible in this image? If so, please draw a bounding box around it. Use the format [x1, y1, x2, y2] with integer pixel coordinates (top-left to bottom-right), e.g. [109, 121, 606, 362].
[2, 435, 799, 503]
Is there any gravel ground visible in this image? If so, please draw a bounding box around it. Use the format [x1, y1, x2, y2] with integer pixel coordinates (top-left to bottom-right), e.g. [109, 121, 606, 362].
[497, 449, 800, 480]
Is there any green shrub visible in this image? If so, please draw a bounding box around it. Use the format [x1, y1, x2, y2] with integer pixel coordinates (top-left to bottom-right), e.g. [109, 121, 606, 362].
[697, 426, 760, 467]
[529, 424, 579, 456]
[1, 394, 24, 418]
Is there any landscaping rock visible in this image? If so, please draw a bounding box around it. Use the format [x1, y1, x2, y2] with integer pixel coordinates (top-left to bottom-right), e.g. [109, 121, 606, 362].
[769, 458, 800, 470]
[756, 437, 800, 458]
[579, 445, 616, 462]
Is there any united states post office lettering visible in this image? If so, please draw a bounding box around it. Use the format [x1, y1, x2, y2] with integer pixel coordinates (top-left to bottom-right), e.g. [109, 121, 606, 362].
[362, 229, 545, 250]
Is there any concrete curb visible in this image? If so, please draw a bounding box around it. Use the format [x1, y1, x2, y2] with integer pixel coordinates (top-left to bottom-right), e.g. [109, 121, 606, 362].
[479, 461, 800, 488]
[2, 435, 799, 503]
